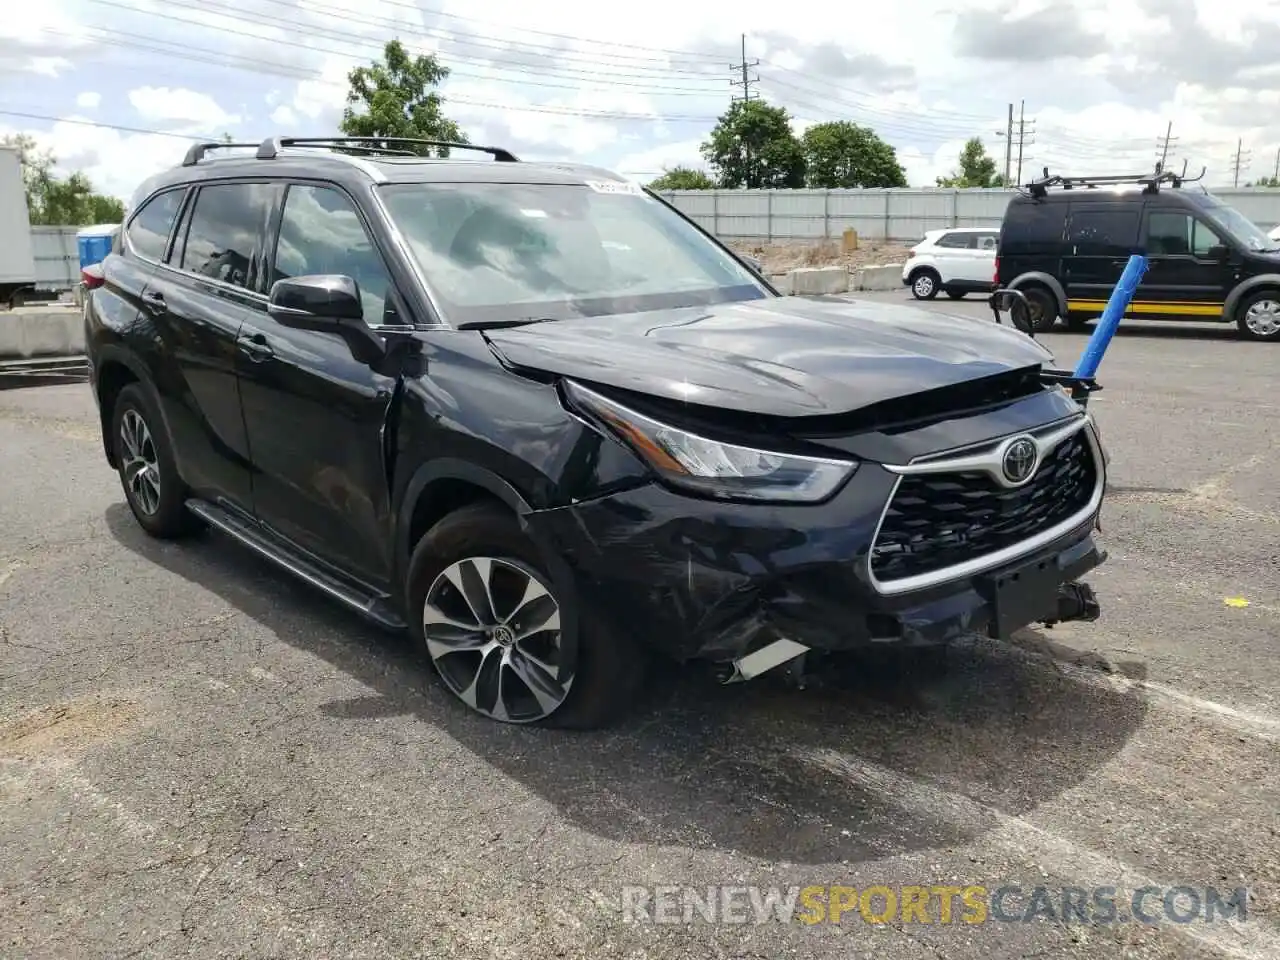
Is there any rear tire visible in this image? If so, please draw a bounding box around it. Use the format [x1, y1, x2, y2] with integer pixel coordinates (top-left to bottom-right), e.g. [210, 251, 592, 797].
[1018, 285, 1060, 333]
[945, 290, 966, 300]
[111, 383, 199, 539]
[1235, 290, 1280, 341]
[406, 502, 647, 729]
[910, 269, 941, 300]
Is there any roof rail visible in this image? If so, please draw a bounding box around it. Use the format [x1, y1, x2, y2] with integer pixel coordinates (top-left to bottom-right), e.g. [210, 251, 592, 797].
[181, 141, 262, 166]
[254, 136, 520, 162]
[1025, 160, 1207, 197]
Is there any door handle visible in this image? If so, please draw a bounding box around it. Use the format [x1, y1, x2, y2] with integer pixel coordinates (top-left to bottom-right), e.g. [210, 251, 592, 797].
[237, 333, 274, 361]
[140, 290, 165, 312]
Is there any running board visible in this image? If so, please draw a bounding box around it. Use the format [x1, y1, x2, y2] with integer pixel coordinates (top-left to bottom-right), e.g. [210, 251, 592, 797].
[721, 638, 811, 684]
[185, 499, 407, 631]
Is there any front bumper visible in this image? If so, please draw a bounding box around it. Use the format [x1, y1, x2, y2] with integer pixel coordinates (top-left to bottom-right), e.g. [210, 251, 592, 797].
[525, 462, 1106, 664]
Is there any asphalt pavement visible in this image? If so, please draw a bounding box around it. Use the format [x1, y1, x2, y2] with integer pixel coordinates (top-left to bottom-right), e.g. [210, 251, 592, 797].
[2, 302, 1278, 959]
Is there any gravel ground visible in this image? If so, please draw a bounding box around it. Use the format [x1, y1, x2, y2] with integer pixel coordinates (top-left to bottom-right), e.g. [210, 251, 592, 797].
[727, 239, 914, 274]
[2, 303, 1279, 960]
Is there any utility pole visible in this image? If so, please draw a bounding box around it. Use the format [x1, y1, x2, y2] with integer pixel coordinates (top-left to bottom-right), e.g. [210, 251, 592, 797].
[1014, 100, 1035, 184]
[729, 34, 760, 104]
[1231, 138, 1250, 188]
[729, 33, 761, 188]
[1273, 145, 1279, 182]
[1156, 121, 1177, 171]
[1004, 103, 1013, 185]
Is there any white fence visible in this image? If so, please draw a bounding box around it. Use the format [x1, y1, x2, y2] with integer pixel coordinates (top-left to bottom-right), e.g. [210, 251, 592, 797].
[656, 188, 1280, 244]
[30, 226, 84, 290]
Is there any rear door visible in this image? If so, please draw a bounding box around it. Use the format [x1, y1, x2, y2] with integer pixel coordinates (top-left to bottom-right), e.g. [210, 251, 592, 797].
[1137, 207, 1232, 320]
[931, 230, 977, 282]
[142, 179, 279, 508]
[1062, 203, 1143, 315]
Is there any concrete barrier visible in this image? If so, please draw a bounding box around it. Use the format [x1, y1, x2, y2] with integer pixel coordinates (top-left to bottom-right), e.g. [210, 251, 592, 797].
[787, 266, 849, 296]
[768, 274, 792, 294]
[0, 307, 84, 360]
[853, 264, 904, 292]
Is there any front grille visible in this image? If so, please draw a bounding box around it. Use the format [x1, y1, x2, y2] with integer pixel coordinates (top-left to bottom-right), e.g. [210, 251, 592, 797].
[870, 428, 1099, 584]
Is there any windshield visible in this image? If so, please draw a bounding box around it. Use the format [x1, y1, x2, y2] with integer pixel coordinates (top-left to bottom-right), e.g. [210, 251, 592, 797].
[377, 180, 768, 325]
[1199, 196, 1280, 252]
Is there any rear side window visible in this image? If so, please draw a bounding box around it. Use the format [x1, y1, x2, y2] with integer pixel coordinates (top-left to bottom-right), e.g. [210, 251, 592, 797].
[125, 189, 185, 263]
[977, 232, 999, 251]
[177, 182, 276, 291]
[935, 232, 973, 249]
[1067, 208, 1141, 256]
[1001, 201, 1068, 252]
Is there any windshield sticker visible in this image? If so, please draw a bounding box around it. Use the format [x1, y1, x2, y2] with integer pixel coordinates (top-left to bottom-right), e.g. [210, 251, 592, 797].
[585, 179, 645, 196]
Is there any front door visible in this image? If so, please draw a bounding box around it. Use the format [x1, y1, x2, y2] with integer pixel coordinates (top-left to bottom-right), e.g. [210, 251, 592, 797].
[1136, 207, 1233, 320]
[235, 181, 403, 589]
[1062, 203, 1143, 317]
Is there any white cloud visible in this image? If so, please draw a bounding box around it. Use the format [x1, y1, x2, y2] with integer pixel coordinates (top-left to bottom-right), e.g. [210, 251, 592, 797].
[75, 92, 101, 110]
[271, 104, 299, 126]
[128, 87, 241, 131]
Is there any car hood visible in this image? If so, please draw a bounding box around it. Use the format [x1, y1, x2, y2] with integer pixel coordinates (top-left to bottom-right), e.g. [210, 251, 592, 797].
[482, 296, 1055, 418]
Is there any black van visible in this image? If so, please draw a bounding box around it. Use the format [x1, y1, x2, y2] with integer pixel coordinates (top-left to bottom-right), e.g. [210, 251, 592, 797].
[995, 169, 1280, 340]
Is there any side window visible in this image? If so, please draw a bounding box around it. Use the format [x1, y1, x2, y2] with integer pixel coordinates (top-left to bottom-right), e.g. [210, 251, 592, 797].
[125, 189, 185, 263]
[977, 233, 999, 251]
[272, 184, 394, 323]
[1145, 212, 1223, 257]
[1002, 202, 1068, 252]
[178, 183, 274, 291]
[935, 232, 973, 249]
[1067, 208, 1140, 256]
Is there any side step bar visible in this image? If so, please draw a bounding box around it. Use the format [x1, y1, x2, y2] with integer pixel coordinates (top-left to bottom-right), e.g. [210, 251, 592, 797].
[185, 499, 407, 631]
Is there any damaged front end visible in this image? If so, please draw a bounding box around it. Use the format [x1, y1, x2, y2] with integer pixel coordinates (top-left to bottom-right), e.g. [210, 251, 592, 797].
[523, 366, 1109, 687]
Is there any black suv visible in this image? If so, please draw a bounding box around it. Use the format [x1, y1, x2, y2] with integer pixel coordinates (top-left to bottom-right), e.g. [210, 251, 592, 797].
[85, 136, 1109, 729]
[996, 168, 1280, 340]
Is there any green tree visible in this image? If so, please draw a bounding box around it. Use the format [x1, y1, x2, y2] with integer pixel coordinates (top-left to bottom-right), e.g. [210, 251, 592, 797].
[1, 133, 125, 225]
[647, 166, 716, 190]
[1249, 176, 1280, 187]
[800, 121, 907, 189]
[341, 39, 467, 156]
[936, 137, 1002, 188]
[700, 100, 805, 189]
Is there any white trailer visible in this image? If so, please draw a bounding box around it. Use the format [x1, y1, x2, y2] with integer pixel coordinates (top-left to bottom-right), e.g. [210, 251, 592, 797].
[0, 146, 38, 308]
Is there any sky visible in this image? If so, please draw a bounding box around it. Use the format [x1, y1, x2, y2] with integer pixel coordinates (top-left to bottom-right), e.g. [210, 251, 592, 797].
[4, 0, 1280, 203]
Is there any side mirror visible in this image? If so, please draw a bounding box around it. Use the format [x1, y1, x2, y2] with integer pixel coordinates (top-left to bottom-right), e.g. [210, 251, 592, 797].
[268, 274, 388, 365]
[268, 275, 364, 328]
[1205, 244, 1229, 260]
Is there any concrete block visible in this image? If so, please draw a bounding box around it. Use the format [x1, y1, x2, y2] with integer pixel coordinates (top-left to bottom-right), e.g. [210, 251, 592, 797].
[0, 307, 84, 360]
[853, 264, 905, 292]
[768, 273, 792, 295]
[788, 266, 849, 296]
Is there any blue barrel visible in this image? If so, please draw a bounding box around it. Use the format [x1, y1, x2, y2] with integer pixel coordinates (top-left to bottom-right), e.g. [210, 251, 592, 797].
[77, 224, 120, 270]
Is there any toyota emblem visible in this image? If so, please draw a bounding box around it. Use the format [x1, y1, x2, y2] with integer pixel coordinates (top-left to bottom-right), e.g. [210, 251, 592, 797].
[1001, 437, 1038, 484]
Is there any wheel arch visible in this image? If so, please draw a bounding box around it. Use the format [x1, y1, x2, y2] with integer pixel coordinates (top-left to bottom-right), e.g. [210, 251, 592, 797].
[94, 346, 161, 468]
[1007, 271, 1067, 316]
[1224, 274, 1280, 322]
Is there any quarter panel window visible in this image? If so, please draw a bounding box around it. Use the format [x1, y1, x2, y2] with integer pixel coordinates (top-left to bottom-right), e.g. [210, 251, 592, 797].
[126, 189, 185, 263]
[271, 184, 394, 323]
[1067, 208, 1140, 256]
[178, 183, 274, 290]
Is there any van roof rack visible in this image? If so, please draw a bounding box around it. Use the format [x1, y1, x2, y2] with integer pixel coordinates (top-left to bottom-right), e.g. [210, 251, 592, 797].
[254, 136, 520, 162]
[1025, 160, 1206, 198]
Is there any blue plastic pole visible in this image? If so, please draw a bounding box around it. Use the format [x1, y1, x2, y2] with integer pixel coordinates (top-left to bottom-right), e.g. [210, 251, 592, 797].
[1073, 254, 1148, 379]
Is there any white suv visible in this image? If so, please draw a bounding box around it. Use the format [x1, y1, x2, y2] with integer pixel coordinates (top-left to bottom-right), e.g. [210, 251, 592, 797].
[901, 227, 1000, 300]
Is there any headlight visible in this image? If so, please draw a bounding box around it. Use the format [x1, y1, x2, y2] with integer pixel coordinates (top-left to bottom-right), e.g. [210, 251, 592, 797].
[564, 381, 857, 503]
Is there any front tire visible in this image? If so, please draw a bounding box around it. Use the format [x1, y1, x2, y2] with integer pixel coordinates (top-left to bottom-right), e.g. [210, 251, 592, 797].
[1018, 285, 1060, 333]
[910, 269, 940, 300]
[1235, 290, 1280, 341]
[406, 502, 646, 729]
[111, 382, 198, 538]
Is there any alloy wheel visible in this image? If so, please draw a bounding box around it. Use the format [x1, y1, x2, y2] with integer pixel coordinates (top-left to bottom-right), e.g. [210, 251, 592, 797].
[1244, 298, 1280, 338]
[119, 409, 161, 516]
[423, 556, 572, 723]
[913, 274, 935, 298]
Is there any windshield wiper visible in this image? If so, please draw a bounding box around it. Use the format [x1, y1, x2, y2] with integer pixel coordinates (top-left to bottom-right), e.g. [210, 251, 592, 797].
[455, 318, 554, 331]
